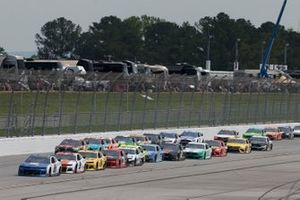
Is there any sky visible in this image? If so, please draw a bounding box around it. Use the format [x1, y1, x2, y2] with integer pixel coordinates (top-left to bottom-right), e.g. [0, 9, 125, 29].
[0, 0, 299, 53]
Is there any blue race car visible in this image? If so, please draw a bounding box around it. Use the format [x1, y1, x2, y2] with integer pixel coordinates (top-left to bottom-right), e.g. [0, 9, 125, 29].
[84, 138, 108, 151]
[141, 144, 162, 162]
[18, 154, 62, 177]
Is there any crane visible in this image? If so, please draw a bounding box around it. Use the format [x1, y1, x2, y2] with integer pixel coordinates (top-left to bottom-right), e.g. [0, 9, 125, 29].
[260, 0, 288, 78]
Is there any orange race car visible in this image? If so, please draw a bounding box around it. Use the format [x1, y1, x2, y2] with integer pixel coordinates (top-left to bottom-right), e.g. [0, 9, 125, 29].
[264, 127, 282, 140]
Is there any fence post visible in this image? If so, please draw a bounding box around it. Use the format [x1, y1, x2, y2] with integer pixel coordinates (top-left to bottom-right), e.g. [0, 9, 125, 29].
[41, 88, 50, 136]
[153, 78, 161, 130]
[6, 90, 14, 137]
[117, 88, 124, 131]
[30, 90, 39, 136]
[166, 88, 173, 129]
[88, 87, 97, 133]
[129, 79, 139, 130]
[188, 84, 195, 128]
[103, 90, 110, 132]
[73, 90, 81, 134]
[58, 86, 65, 135]
[176, 83, 184, 128]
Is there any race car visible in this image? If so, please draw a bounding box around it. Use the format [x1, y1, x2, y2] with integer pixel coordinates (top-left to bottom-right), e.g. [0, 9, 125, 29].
[115, 136, 137, 145]
[264, 127, 282, 140]
[119, 144, 147, 162]
[161, 143, 185, 161]
[119, 147, 144, 166]
[243, 128, 266, 139]
[249, 136, 273, 151]
[179, 131, 204, 147]
[160, 132, 180, 144]
[99, 138, 119, 149]
[79, 150, 106, 170]
[226, 138, 252, 154]
[143, 133, 163, 145]
[18, 154, 61, 177]
[141, 144, 162, 162]
[278, 126, 294, 139]
[183, 142, 212, 159]
[55, 152, 86, 173]
[293, 125, 300, 137]
[204, 140, 227, 157]
[102, 149, 127, 168]
[129, 135, 151, 145]
[214, 130, 239, 143]
[54, 139, 87, 154]
[83, 137, 110, 151]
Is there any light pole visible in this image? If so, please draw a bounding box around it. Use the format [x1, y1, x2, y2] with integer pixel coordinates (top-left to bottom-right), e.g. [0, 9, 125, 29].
[284, 43, 289, 65]
[206, 35, 213, 71]
[234, 38, 241, 71]
[261, 41, 266, 64]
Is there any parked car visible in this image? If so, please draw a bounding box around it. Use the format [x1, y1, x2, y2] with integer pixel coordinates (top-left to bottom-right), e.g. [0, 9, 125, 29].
[264, 127, 282, 140]
[226, 138, 252, 154]
[204, 140, 227, 157]
[179, 131, 204, 147]
[183, 142, 212, 159]
[161, 143, 185, 161]
[55, 152, 86, 173]
[119, 147, 144, 166]
[160, 132, 180, 144]
[249, 136, 273, 151]
[243, 128, 266, 139]
[78, 150, 106, 170]
[141, 144, 162, 162]
[214, 130, 239, 143]
[278, 126, 294, 139]
[102, 149, 127, 168]
[18, 154, 61, 176]
[293, 125, 300, 137]
[54, 139, 87, 154]
[143, 133, 163, 145]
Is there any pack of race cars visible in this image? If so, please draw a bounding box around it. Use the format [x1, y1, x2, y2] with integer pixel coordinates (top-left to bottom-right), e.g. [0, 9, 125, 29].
[18, 125, 298, 176]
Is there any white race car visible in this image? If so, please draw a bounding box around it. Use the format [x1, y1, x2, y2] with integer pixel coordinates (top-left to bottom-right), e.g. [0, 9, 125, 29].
[180, 131, 204, 147]
[293, 125, 300, 136]
[56, 152, 86, 173]
[120, 147, 144, 166]
[160, 132, 180, 144]
[214, 129, 239, 143]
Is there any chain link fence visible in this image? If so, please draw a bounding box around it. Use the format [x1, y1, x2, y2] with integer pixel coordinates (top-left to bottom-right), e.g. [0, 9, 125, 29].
[0, 69, 299, 137]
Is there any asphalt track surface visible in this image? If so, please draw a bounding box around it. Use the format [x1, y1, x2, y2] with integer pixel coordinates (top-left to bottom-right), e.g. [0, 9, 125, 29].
[0, 139, 300, 200]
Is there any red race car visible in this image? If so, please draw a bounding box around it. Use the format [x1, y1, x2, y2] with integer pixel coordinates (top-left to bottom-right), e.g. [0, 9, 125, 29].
[264, 127, 282, 140]
[102, 149, 127, 168]
[205, 140, 227, 157]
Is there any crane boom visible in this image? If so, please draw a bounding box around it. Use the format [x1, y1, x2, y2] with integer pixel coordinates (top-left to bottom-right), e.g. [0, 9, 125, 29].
[260, 0, 288, 78]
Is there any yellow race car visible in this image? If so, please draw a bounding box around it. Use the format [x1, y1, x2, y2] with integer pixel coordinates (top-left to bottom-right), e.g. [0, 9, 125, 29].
[79, 150, 106, 170]
[226, 138, 251, 154]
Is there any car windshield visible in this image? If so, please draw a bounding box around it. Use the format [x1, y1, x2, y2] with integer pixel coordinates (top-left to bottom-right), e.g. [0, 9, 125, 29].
[56, 154, 76, 160]
[246, 128, 262, 133]
[264, 128, 277, 132]
[25, 155, 50, 164]
[121, 148, 136, 155]
[160, 133, 177, 138]
[228, 139, 246, 144]
[80, 152, 97, 159]
[181, 132, 200, 137]
[142, 145, 156, 151]
[102, 150, 119, 158]
[217, 130, 236, 135]
[186, 143, 205, 149]
[85, 138, 100, 145]
[205, 140, 221, 147]
[60, 139, 81, 146]
[294, 126, 300, 130]
[250, 137, 267, 143]
[102, 139, 111, 144]
[161, 144, 178, 150]
[278, 127, 288, 132]
[116, 137, 133, 143]
[132, 136, 146, 141]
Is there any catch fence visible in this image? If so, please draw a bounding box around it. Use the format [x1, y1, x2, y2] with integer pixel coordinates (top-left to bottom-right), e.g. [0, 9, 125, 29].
[0, 69, 299, 137]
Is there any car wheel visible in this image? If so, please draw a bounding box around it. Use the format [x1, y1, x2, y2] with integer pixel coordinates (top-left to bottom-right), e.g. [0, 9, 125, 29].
[203, 153, 206, 159]
[74, 165, 78, 173]
[48, 168, 52, 177]
[270, 144, 273, 151]
[95, 162, 99, 170]
[58, 167, 62, 176]
[154, 155, 157, 162]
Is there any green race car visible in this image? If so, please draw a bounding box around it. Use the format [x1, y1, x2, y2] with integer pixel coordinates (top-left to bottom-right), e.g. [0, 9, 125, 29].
[243, 128, 266, 139]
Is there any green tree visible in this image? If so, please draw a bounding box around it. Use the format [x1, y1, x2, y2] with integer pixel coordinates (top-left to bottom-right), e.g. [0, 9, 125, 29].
[0, 46, 5, 54]
[35, 17, 82, 59]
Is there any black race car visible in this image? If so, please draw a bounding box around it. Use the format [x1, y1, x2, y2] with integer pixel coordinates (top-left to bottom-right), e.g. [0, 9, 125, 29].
[249, 136, 273, 151]
[161, 143, 185, 161]
[278, 126, 294, 139]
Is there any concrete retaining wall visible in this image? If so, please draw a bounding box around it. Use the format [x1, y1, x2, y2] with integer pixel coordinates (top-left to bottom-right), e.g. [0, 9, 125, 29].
[0, 123, 298, 157]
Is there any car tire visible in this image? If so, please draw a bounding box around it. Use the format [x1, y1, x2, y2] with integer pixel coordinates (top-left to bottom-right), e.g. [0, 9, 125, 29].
[95, 162, 99, 170]
[58, 167, 62, 176]
[48, 168, 52, 177]
[203, 153, 206, 160]
[269, 144, 273, 151]
[74, 165, 78, 173]
[154, 155, 157, 162]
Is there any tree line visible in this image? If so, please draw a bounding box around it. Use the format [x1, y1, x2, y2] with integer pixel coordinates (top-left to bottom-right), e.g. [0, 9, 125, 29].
[2, 12, 300, 70]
